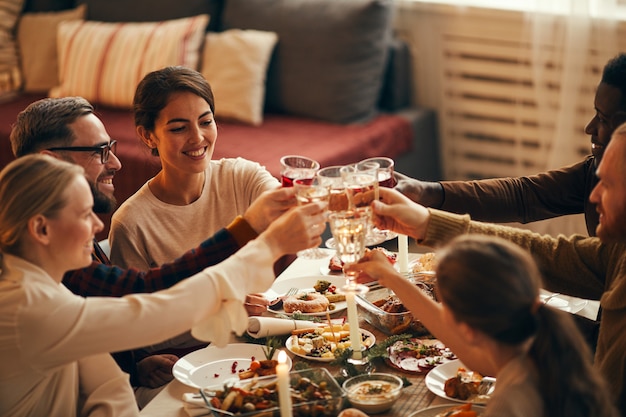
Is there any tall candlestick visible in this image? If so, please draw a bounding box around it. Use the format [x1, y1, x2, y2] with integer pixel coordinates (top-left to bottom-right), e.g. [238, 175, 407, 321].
[276, 350, 293, 417]
[398, 234, 409, 274]
[345, 291, 362, 360]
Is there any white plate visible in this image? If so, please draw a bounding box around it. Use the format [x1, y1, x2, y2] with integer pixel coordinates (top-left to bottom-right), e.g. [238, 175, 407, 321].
[539, 289, 588, 314]
[424, 359, 491, 405]
[286, 329, 376, 362]
[408, 404, 486, 417]
[264, 275, 347, 316]
[172, 343, 291, 389]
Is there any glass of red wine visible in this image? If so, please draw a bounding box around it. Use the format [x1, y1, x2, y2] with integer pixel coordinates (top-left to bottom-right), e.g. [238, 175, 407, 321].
[279, 155, 320, 187]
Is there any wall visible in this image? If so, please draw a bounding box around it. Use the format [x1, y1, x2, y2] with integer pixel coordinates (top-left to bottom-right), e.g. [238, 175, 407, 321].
[392, 1, 626, 235]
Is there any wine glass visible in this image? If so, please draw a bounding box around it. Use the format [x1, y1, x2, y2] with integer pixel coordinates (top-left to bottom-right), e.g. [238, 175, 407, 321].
[279, 155, 320, 187]
[317, 165, 350, 249]
[328, 210, 369, 363]
[360, 157, 397, 188]
[359, 157, 398, 243]
[293, 178, 330, 259]
[341, 162, 382, 246]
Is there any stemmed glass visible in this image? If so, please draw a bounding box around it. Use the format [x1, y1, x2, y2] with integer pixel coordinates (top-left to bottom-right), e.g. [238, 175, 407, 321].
[279, 155, 320, 187]
[293, 178, 330, 259]
[328, 210, 369, 363]
[317, 165, 350, 249]
[359, 157, 398, 243]
[341, 162, 382, 247]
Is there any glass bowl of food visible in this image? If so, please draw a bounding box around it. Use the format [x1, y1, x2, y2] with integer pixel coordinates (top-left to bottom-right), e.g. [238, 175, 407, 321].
[200, 367, 346, 416]
[342, 373, 403, 414]
[356, 282, 434, 335]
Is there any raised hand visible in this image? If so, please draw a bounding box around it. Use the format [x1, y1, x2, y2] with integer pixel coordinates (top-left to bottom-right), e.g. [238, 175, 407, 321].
[243, 187, 297, 234]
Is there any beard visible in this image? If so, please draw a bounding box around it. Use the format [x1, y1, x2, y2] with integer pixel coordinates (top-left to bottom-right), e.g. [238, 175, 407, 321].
[88, 180, 117, 214]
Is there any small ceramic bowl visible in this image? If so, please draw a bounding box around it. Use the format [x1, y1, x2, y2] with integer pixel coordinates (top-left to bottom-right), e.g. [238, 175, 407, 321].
[342, 373, 403, 414]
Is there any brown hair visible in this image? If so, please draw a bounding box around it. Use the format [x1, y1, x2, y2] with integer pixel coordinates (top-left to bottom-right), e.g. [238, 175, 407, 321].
[0, 154, 84, 255]
[10, 97, 94, 157]
[133, 66, 215, 157]
[436, 235, 617, 417]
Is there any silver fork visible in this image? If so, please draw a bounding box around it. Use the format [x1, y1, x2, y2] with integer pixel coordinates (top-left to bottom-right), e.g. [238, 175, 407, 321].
[478, 376, 496, 396]
[268, 287, 299, 310]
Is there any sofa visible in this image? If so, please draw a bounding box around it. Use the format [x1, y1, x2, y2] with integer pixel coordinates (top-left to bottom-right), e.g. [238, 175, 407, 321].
[0, 0, 440, 239]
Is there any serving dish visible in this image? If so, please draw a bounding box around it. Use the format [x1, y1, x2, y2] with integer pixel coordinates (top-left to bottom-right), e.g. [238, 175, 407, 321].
[342, 373, 403, 414]
[355, 284, 434, 335]
[386, 338, 456, 374]
[200, 368, 346, 416]
[172, 343, 291, 389]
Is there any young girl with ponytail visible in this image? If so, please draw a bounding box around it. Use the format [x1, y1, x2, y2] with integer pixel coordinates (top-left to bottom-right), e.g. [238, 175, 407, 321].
[347, 235, 617, 417]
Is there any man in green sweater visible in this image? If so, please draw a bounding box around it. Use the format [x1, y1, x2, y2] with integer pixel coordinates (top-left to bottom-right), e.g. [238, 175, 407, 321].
[351, 121, 626, 416]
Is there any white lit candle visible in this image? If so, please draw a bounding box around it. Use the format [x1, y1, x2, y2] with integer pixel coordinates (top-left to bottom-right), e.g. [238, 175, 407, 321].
[398, 234, 409, 274]
[345, 291, 362, 360]
[276, 350, 293, 417]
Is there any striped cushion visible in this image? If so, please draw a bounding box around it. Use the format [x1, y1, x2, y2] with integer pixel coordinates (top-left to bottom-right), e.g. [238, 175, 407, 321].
[0, 0, 25, 102]
[50, 15, 209, 107]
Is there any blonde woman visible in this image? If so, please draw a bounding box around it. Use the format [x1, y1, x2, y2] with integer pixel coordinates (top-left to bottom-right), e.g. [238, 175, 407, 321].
[0, 155, 325, 417]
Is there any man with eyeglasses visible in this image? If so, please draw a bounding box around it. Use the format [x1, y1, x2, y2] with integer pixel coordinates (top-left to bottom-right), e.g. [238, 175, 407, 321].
[9, 96, 298, 406]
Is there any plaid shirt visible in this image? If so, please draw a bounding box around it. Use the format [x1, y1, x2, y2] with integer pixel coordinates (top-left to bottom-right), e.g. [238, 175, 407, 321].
[62, 217, 257, 297]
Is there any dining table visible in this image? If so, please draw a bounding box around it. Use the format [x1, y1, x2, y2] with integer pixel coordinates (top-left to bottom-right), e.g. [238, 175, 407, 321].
[138, 247, 600, 417]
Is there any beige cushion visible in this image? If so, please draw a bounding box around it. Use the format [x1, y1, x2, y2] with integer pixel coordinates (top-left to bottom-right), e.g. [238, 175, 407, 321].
[50, 14, 209, 107]
[0, 0, 25, 102]
[201, 29, 277, 126]
[17, 4, 87, 93]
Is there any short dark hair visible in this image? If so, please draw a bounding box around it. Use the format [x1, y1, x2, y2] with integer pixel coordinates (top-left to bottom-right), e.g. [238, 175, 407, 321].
[10, 97, 94, 157]
[601, 53, 626, 110]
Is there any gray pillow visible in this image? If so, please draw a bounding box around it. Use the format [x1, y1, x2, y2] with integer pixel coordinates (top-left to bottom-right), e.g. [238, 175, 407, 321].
[222, 0, 393, 124]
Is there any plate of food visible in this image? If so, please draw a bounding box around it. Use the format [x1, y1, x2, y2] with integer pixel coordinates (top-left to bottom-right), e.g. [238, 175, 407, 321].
[539, 289, 588, 314]
[264, 275, 347, 316]
[286, 324, 376, 362]
[408, 252, 437, 274]
[172, 343, 291, 389]
[408, 404, 486, 417]
[424, 359, 493, 405]
[386, 338, 456, 373]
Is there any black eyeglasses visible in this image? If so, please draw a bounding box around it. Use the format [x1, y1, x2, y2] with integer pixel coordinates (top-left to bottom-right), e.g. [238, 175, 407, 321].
[48, 140, 117, 164]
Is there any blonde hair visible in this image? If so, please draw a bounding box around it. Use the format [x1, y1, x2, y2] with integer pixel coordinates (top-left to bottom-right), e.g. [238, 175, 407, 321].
[0, 154, 84, 254]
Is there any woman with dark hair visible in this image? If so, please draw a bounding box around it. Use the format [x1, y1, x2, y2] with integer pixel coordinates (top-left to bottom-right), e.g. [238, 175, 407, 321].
[109, 66, 280, 270]
[347, 235, 617, 417]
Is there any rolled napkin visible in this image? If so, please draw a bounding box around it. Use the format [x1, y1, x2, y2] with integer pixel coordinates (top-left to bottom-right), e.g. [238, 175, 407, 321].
[247, 316, 327, 338]
[182, 392, 211, 417]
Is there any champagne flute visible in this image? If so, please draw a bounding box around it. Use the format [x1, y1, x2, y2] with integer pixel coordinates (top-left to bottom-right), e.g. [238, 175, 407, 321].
[279, 155, 320, 187]
[358, 157, 398, 244]
[317, 165, 350, 249]
[341, 162, 381, 246]
[293, 178, 330, 259]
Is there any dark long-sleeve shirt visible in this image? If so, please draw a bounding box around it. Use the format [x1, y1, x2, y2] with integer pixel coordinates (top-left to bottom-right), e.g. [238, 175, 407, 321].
[440, 156, 599, 236]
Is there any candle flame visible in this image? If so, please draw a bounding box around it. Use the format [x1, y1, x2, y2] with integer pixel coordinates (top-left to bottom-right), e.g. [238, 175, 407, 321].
[278, 349, 287, 364]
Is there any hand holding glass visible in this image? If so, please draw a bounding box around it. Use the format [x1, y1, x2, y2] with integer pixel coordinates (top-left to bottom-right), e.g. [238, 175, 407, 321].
[293, 178, 330, 259]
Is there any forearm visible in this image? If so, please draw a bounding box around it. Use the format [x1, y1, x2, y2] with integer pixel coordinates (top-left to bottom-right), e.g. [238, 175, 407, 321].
[422, 209, 609, 299]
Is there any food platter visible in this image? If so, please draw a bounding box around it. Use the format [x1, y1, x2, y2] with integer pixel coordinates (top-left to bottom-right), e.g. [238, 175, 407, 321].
[386, 338, 456, 374]
[407, 404, 486, 417]
[172, 343, 291, 389]
[263, 275, 347, 316]
[539, 289, 588, 314]
[286, 329, 376, 362]
[424, 359, 491, 405]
